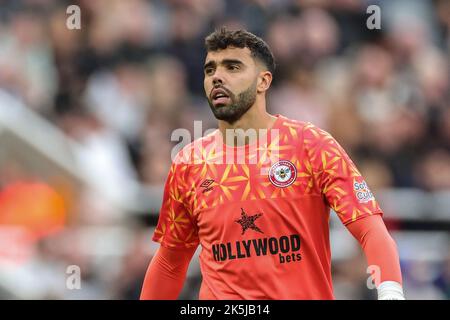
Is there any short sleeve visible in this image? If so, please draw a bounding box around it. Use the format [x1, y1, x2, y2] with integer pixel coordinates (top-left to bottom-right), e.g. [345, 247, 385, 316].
[152, 162, 199, 249]
[303, 123, 383, 225]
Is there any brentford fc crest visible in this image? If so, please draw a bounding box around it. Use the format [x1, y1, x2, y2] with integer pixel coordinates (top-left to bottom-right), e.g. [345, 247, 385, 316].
[268, 160, 297, 188]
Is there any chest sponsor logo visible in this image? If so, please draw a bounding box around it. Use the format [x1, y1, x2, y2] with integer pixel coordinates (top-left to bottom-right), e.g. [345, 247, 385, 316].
[212, 234, 302, 264]
[235, 208, 264, 235]
[212, 208, 302, 264]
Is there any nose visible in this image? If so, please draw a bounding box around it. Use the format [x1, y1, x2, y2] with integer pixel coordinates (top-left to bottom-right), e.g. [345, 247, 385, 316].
[212, 77, 222, 86]
[211, 70, 224, 87]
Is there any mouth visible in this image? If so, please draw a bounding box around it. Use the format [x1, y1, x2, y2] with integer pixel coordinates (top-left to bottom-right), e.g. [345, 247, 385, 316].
[211, 88, 231, 106]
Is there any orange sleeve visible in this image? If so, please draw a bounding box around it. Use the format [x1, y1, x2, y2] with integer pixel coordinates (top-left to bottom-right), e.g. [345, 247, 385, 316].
[152, 161, 200, 249]
[140, 245, 197, 300]
[346, 215, 403, 285]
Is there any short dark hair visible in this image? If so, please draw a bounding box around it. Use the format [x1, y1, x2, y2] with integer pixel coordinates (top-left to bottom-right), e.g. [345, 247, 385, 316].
[204, 27, 276, 74]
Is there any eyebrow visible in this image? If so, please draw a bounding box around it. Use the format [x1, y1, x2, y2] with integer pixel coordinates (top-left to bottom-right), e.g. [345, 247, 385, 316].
[204, 59, 244, 70]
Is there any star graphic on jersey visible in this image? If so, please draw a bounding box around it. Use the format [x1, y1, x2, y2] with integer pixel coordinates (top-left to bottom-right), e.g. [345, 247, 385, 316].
[235, 208, 264, 235]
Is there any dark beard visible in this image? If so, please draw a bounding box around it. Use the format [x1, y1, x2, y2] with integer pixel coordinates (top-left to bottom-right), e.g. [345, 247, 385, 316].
[207, 81, 257, 125]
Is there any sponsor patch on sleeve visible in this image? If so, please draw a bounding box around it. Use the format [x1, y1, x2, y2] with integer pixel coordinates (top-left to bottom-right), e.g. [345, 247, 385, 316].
[353, 179, 375, 203]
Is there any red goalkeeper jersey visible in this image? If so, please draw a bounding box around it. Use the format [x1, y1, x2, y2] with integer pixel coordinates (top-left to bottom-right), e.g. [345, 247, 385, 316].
[152, 114, 383, 299]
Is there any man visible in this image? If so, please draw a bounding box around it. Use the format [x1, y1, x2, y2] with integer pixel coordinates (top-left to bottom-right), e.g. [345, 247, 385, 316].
[140, 28, 404, 300]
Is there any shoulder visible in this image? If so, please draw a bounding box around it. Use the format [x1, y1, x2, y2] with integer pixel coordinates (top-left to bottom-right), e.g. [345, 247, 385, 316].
[275, 116, 335, 146]
[299, 122, 337, 149]
[276, 116, 329, 140]
[277, 115, 309, 132]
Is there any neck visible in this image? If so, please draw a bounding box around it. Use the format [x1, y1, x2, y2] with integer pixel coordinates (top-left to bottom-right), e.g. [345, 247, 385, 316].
[217, 99, 277, 147]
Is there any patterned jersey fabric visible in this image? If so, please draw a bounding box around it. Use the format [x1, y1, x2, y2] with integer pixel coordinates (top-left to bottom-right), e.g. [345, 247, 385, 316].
[153, 114, 382, 299]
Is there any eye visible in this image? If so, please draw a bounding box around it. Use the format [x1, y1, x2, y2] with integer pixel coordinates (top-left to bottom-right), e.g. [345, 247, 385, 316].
[204, 67, 214, 75]
[227, 64, 239, 71]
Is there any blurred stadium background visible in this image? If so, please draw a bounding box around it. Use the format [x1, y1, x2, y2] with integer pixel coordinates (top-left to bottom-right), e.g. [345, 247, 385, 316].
[0, 0, 449, 300]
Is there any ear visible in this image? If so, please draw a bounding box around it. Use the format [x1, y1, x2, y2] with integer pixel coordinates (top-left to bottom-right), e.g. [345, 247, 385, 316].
[256, 70, 273, 94]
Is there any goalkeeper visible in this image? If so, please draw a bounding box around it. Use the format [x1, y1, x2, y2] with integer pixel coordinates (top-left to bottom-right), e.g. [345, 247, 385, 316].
[140, 28, 404, 300]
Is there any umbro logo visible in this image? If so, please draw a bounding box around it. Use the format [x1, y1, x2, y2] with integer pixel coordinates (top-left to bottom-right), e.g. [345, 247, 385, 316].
[200, 179, 214, 193]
